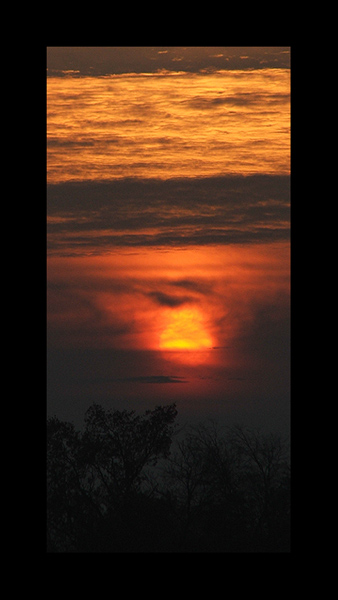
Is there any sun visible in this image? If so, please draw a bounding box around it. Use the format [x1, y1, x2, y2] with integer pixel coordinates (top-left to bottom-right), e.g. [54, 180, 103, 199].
[159, 307, 213, 351]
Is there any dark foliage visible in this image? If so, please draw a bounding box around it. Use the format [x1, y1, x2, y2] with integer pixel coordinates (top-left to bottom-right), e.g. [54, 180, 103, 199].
[47, 403, 290, 552]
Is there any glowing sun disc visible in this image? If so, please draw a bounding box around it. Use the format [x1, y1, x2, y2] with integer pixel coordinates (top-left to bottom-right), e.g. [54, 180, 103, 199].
[159, 308, 213, 351]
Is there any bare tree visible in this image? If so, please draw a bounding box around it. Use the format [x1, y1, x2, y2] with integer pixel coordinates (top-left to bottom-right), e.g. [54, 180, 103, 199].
[229, 425, 290, 543]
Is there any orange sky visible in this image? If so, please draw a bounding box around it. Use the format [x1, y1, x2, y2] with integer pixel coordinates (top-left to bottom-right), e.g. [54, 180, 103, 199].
[47, 69, 290, 183]
[47, 50, 290, 432]
[47, 242, 289, 364]
[47, 240, 290, 427]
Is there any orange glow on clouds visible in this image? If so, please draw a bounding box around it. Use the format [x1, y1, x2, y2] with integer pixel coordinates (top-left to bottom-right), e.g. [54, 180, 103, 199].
[47, 242, 289, 371]
[47, 69, 290, 183]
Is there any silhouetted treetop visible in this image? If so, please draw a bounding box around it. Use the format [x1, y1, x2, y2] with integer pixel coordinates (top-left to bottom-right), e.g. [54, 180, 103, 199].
[82, 403, 178, 498]
[47, 403, 290, 552]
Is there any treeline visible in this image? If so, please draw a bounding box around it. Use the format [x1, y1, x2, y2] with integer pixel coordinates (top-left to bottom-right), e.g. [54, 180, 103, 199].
[47, 403, 290, 552]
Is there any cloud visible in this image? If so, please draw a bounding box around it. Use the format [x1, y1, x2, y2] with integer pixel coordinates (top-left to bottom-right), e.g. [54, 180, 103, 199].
[47, 47, 290, 77]
[187, 91, 290, 110]
[47, 68, 290, 184]
[47, 137, 122, 149]
[47, 174, 290, 255]
[119, 375, 187, 384]
[147, 291, 194, 307]
[169, 278, 213, 295]
[47, 138, 96, 148]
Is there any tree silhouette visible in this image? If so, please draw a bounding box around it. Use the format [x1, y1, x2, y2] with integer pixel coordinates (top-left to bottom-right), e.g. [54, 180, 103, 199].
[162, 422, 290, 551]
[47, 417, 100, 551]
[83, 403, 177, 500]
[47, 404, 290, 552]
[229, 425, 290, 550]
[47, 403, 178, 551]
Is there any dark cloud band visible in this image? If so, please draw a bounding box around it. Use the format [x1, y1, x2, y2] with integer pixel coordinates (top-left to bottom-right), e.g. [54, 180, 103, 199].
[47, 174, 290, 254]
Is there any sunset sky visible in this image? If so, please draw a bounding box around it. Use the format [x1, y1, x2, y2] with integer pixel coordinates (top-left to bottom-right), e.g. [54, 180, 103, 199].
[47, 47, 290, 434]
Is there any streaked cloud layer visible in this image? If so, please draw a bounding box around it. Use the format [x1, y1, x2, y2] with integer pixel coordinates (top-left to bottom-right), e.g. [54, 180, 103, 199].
[47, 174, 289, 255]
[47, 46, 290, 77]
[47, 68, 290, 183]
[47, 65, 290, 254]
